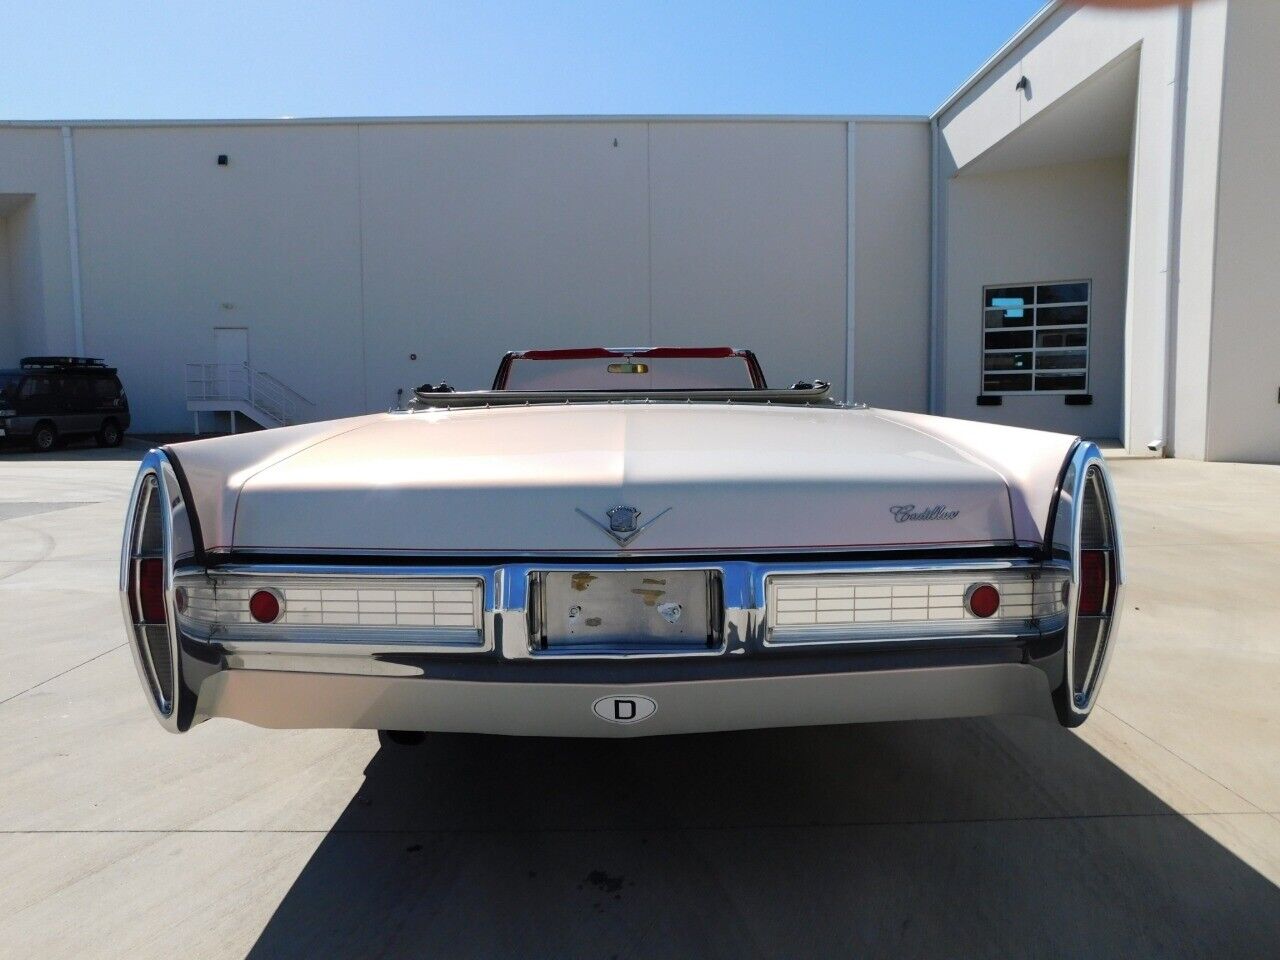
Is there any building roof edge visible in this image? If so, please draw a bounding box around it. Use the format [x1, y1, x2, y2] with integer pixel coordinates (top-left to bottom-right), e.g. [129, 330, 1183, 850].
[931, 1, 1065, 121]
[0, 113, 930, 129]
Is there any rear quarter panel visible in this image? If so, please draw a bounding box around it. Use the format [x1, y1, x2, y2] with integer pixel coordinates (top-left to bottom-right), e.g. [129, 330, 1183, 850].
[871, 409, 1078, 544]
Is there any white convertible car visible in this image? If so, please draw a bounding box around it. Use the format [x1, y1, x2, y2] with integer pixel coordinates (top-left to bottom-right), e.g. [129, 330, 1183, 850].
[121, 347, 1123, 741]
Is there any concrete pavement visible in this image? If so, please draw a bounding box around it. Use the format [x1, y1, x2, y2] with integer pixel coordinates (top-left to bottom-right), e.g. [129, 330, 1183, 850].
[0, 446, 1277, 958]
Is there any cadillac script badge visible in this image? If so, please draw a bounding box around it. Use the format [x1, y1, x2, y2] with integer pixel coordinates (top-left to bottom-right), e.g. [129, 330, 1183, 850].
[889, 504, 960, 523]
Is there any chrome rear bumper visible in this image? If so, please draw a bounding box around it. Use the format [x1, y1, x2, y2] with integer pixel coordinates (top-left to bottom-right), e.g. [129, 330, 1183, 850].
[165, 558, 1069, 735]
[191, 660, 1057, 737]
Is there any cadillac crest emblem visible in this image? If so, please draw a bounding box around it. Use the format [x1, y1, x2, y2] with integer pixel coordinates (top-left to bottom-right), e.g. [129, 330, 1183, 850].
[607, 505, 641, 533]
[576, 504, 671, 547]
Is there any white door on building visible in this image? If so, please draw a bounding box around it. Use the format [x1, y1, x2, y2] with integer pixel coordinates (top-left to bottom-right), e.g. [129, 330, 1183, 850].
[215, 327, 249, 368]
[212, 327, 249, 403]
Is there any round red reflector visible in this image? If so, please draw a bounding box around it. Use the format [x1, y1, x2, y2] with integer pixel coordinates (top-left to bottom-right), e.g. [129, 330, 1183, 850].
[966, 583, 1000, 619]
[249, 590, 281, 623]
[174, 586, 188, 614]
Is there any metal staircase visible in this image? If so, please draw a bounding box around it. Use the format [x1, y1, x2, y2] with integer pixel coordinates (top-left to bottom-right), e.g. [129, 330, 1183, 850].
[185, 362, 316, 433]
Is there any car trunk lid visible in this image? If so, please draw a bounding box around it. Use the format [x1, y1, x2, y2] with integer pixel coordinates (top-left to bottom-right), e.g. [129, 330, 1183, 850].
[228, 404, 1016, 555]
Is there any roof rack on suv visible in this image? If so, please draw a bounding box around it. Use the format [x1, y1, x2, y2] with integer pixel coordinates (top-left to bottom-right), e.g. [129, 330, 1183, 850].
[20, 356, 111, 371]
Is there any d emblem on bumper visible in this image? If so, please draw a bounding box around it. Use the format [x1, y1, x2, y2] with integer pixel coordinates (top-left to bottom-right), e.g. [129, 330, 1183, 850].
[592, 695, 657, 724]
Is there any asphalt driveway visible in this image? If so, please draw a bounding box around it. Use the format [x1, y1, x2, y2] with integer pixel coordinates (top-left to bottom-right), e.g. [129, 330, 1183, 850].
[0, 445, 1277, 958]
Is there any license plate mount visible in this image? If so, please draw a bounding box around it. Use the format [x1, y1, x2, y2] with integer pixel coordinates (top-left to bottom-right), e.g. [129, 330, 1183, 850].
[531, 570, 721, 653]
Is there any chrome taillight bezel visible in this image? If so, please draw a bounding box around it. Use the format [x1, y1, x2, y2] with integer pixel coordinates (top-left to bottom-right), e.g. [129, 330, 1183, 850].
[120, 448, 196, 731]
[1049, 441, 1126, 719]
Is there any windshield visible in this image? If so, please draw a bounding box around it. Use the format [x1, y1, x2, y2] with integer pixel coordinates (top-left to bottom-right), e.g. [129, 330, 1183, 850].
[0, 374, 21, 402]
[496, 348, 764, 391]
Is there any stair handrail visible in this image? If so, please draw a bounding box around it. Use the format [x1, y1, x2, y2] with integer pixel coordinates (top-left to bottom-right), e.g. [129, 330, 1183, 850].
[184, 361, 314, 426]
[254, 368, 315, 410]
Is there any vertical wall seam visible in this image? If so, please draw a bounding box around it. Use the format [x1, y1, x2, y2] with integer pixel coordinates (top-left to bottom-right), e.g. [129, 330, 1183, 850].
[1120, 47, 1146, 455]
[355, 126, 370, 410]
[845, 121, 856, 401]
[645, 122, 654, 346]
[928, 117, 943, 414]
[60, 126, 85, 355]
[1201, 0, 1232, 461]
[1162, 5, 1191, 457]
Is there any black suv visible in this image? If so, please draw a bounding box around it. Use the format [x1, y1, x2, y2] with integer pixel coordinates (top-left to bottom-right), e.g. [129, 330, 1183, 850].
[0, 357, 130, 452]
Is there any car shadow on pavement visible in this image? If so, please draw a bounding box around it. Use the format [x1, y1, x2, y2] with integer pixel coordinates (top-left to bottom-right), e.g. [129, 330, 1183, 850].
[246, 717, 1280, 960]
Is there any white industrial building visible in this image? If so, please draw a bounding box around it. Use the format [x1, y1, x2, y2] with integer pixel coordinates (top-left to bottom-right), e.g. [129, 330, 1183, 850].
[1, 0, 1276, 461]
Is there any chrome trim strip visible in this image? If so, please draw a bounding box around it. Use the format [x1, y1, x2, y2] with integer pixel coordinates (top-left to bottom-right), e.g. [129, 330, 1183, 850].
[215, 632, 485, 657]
[213, 539, 1036, 560]
[407, 385, 834, 409]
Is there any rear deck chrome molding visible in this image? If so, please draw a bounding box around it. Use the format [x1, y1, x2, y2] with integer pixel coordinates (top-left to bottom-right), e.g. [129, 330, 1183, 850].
[214, 539, 1036, 559]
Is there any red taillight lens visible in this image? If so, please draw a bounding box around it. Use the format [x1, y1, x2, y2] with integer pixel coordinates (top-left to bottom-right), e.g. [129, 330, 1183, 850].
[966, 583, 1001, 618]
[249, 590, 281, 624]
[137, 558, 167, 623]
[1078, 549, 1109, 616]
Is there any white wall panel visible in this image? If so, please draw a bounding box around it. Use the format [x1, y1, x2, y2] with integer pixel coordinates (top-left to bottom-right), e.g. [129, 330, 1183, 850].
[852, 122, 931, 411]
[0, 129, 75, 360]
[1205, 0, 1280, 462]
[72, 125, 366, 429]
[356, 122, 650, 405]
[1171, 0, 1230, 459]
[26, 119, 879, 432]
[648, 122, 848, 393]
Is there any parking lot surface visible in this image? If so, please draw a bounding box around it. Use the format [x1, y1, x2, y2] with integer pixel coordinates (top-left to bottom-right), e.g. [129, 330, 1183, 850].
[0, 445, 1277, 958]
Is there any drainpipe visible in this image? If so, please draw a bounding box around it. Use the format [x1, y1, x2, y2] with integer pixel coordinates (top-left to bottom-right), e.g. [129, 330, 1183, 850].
[60, 126, 85, 356]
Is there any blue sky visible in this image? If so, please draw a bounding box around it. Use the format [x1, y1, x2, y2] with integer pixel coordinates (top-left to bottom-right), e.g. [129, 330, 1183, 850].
[1, 1, 1045, 120]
